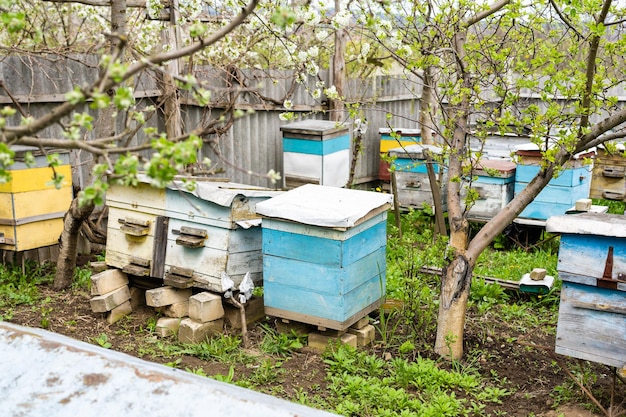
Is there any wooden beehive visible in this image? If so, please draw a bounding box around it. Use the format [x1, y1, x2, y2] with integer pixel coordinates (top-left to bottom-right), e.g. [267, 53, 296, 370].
[0, 147, 72, 252]
[463, 159, 516, 221]
[163, 182, 282, 292]
[388, 144, 447, 211]
[105, 181, 168, 278]
[378, 128, 421, 181]
[546, 213, 626, 368]
[257, 184, 393, 331]
[514, 144, 594, 221]
[281, 120, 350, 188]
[589, 145, 626, 202]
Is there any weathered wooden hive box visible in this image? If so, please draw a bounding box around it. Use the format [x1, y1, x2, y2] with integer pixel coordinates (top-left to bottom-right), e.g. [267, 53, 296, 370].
[281, 120, 350, 189]
[163, 182, 281, 292]
[388, 144, 447, 211]
[589, 145, 626, 202]
[514, 144, 594, 221]
[105, 182, 168, 278]
[0, 147, 72, 252]
[256, 184, 393, 331]
[546, 213, 626, 369]
[378, 128, 421, 181]
[463, 159, 516, 221]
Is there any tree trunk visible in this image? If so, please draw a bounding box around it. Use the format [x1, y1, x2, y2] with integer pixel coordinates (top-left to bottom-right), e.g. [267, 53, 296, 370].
[434, 254, 472, 360]
[53, 196, 95, 290]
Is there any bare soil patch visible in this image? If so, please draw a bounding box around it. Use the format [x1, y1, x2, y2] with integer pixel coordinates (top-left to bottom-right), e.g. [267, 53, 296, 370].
[5, 278, 625, 417]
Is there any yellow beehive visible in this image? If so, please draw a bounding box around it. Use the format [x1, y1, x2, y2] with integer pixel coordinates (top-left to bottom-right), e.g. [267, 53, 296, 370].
[0, 147, 73, 252]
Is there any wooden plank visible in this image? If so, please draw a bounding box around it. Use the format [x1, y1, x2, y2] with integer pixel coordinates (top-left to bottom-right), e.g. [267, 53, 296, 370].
[556, 282, 626, 368]
[151, 216, 169, 279]
[556, 234, 626, 283]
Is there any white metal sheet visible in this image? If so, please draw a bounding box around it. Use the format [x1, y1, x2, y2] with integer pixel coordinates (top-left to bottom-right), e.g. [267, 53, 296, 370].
[256, 184, 392, 228]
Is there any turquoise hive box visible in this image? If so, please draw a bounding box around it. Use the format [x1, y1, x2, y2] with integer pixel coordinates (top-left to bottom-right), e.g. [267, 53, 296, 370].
[514, 144, 594, 221]
[546, 212, 626, 369]
[256, 184, 393, 330]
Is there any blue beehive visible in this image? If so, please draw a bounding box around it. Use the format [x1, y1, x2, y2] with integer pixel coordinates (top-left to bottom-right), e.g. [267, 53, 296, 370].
[514, 144, 594, 221]
[546, 213, 626, 368]
[256, 184, 393, 330]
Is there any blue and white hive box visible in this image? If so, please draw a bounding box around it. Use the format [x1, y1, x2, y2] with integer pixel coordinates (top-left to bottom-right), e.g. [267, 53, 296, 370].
[546, 212, 626, 369]
[105, 179, 281, 292]
[462, 159, 516, 221]
[389, 144, 447, 211]
[256, 184, 393, 331]
[514, 143, 594, 221]
[281, 120, 350, 189]
[163, 181, 282, 292]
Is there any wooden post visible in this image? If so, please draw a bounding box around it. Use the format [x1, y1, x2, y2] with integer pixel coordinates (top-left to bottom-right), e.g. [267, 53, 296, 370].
[391, 170, 402, 240]
[424, 150, 446, 237]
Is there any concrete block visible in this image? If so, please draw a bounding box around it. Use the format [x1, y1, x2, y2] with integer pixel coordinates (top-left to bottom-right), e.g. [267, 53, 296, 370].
[224, 296, 265, 329]
[189, 292, 224, 323]
[178, 318, 224, 344]
[145, 286, 192, 308]
[90, 269, 129, 296]
[106, 300, 132, 325]
[347, 324, 375, 347]
[90, 286, 131, 313]
[129, 286, 146, 310]
[275, 319, 311, 337]
[89, 261, 109, 274]
[307, 332, 357, 352]
[575, 198, 592, 211]
[155, 317, 182, 337]
[156, 301, 189, 318]
[350, 317, 371, 330]
[530, 268, 547, 281]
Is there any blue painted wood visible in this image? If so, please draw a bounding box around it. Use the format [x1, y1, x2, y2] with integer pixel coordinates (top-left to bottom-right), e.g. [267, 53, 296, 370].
[515, 165, 592, 187]
[557, 233, 626, 285]
[282, 135, 350, 156]
[262, 212, 387, 240]
[514, 182, 590, 203]
[263, 246, 386, 294]
[264, 271, 385, 324]
[556, 282, 626, 368]
[262, 219, 386, 267]
[391, 158, 440, 174]
[517, 201, 574, 221]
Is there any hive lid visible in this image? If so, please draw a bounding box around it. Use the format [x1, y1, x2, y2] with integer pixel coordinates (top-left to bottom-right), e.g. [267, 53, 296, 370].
[170, 180, 282, 208]
[378, 127, 421, 136]
[472, 159, 516, 177]
[280, 120, 348, 136]
[514, 142, 595, 159]
[388, 144, 443, 159]
[256, 184, 393, 228]
[545, 212, 626, 237]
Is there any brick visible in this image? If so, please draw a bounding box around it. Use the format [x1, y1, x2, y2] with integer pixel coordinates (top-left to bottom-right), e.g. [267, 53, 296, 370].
[178, 318, 224, 344]
[106, 300, 132, 325]
[145, 286, 192, 307]
[350, 317, 371, 330]
[275, 319, 311, 337]
[530, 268, 547, 281]
[188, 292, 224, 323]
[90, 269, 129, 296]
[89, 261, 109, 274]
[129, 286, 146, 310]
[347, 324, 375, 347]
[307, 332, 357, 352]
[156, 301, 189, 318]
[223, 296, 265, 329]
[90, 286, 131, 313]
[155, 317, 182, 337]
